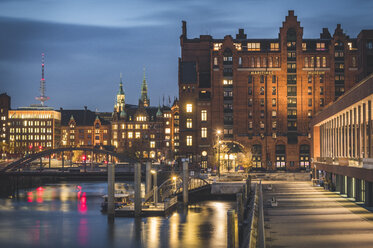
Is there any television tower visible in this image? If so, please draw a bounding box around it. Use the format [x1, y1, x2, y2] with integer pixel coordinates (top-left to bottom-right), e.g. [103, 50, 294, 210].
[35, 53, 50, 106]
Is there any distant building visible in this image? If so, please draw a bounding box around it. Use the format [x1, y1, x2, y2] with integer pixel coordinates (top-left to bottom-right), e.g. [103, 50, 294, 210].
[60, 106, 111, 148]
[178, 10, 373, 171]
[0, 93, 11, 158]
[311, 73, 373, 207]
[111, 74, 179, 162]
[8, 106, 61, 155]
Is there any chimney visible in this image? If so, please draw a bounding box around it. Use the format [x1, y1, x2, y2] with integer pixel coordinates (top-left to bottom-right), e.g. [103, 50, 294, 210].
[182, 20, 187, 38]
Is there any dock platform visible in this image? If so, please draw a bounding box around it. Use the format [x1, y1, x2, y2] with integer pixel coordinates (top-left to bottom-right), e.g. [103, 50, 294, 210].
[115, 196, 178, 217]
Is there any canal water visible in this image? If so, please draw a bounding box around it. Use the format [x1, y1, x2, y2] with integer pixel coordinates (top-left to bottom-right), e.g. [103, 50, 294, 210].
[0, 181, 235, 248]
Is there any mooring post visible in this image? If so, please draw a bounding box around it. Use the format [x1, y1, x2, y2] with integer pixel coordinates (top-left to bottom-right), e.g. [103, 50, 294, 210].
[183, 162, 189, 205]
[146, 162, 152, 195]
[62, 151, 64, 171]
[246, 175, 251, 196]
[39, 157, 42, 171]
[49, 154, 51, 169]
[237, 192, 243, 225]
[107, 163, 115, 217]
[134, 162, 142, 217]
[243, 184, 248, 205]
[227, 209, 236, 248]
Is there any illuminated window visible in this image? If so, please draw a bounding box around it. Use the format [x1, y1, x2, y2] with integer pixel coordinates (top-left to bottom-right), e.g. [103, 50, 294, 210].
[272, 110, 277, 117]
[150, 141, 155, 148]
[150, 134, 155, 139]
[272, 121, 277, 129]
[127, 124, 133, 129]
[201, 127, 207, 138]
[272, 98, 276, 106]
[322, 57, 326, 67]
[348, 42, 353, 50]
[304, 57, 308, 68]
[310, 57, 314, 67]
[128, 132, 133, 139]
[223, 79, 233, 85]
[260, 121, 264, 129]
[247, 42, 260, 51]
[165, 128, 171, 134]
[201, 110, 207, 121]
[186, 136, 192, 146]
[302, 43, 307, 51]
[213, 43, 222, 51]
[270, 43, 279, 51]
[186, 104, 192, 113]
[308, 87, 312, 95]
[135, 124, 141, 129]
[316, 57, 320, 67]
[248, 121, 253, 129]
[135, 132, 140, 138]
[256, 57, 261, 67]
[234, 43, 242, 51]
[268, 57, 273, 67]
[308, 110, 312, 118]
[316, 43, 325, 51]
[214, 57, 218, 66]
[143, 124, 148, 129]
[186, 118, 192, 128]
[274, 57, 279, 67]
[238, 57, 242, 65]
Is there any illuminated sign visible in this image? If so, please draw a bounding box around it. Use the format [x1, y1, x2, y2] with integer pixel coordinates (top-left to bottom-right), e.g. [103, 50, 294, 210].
[249, 71, 273, 75]
[307, 71, 325, 75]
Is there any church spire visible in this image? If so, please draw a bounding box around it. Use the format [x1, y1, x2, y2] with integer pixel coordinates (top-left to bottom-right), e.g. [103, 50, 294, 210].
[114, 73, 125, 113]
[139, 67, 150, 107]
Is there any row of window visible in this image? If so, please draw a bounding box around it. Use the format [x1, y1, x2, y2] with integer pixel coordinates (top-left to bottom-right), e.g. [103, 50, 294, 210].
[9, 128, 52, 133]
[9, 135, 52, 141]
[214, 41, 355, 52]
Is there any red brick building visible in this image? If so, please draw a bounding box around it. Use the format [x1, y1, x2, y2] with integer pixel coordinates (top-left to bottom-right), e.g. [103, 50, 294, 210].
[178, 10, 373, 171]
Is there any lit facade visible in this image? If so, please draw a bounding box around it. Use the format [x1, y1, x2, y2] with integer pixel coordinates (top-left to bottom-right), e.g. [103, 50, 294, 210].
[60, 107, 111, 148]
[178, 10, 373, 170]
[8, 107, 61, 155]
[311, 74, 373, 207]
[111, 75, 179, 162]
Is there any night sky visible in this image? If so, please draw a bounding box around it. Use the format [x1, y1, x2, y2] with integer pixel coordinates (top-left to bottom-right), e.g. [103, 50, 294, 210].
[1, 0, 372, 112]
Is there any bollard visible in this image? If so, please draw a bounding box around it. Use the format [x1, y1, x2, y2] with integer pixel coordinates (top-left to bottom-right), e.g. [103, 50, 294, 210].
[107, 163, 115, 217]
[183, 162, 189, 205]
[146, 162, 152, 195]
[236, 193, 243, 225]
[134, 162, 142, 217]
[243, 184, 248, 205]
[227, 209, 236, 248]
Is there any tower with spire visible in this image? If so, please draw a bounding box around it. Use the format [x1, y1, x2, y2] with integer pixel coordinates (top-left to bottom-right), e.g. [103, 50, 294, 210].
[114, 73, 126, 114]
[35, 53, 50, 106]
[139, 68, 150, 107]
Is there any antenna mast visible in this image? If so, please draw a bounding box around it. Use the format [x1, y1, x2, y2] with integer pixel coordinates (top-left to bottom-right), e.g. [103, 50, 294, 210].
[35, 53, 50, 106]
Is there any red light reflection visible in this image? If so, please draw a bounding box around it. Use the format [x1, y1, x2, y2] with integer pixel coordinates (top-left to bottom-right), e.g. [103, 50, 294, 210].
[27, 192, 33, 202]
[36, 187, 44, 203]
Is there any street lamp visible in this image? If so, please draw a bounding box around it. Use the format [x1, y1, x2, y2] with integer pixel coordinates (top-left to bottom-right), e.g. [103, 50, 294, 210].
[217, 130, 221, 178]
[172, 176, 177, 192]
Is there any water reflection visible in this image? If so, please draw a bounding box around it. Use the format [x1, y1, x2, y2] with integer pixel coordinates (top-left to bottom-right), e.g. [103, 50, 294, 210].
[0, 182, 234, 248]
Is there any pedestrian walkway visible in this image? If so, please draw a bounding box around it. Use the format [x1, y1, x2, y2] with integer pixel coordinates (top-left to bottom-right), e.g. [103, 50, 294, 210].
[262, 181, 373, 248]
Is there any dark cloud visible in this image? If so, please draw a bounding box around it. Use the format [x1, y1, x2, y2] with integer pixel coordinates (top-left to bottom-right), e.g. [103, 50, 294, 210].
[0, 0, 372, 111]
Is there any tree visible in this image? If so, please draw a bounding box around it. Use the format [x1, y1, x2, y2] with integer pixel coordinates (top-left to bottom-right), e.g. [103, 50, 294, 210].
[235, 147, 254, 173]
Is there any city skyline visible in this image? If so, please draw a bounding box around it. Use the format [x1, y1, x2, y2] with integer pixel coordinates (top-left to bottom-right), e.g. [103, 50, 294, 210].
[1, 0, 373, 111]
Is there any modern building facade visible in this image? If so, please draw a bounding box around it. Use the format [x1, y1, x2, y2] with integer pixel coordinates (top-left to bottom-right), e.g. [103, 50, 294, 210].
[7, 107, 61, 156]
[311, 73, 373, 207]
[178, 10, 373, 170]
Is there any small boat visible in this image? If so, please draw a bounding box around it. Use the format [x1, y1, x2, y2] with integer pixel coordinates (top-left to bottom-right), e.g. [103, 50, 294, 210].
[101, 192, 132, 212]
